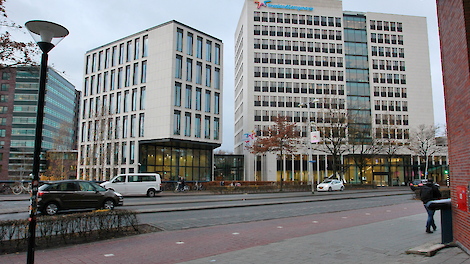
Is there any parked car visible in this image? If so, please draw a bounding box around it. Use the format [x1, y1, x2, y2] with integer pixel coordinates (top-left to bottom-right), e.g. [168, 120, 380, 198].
[101, 173, 161, 197]
[38, 180, 123, 216]
[409, 179, 427, 191]
[317, 179, 344, 192]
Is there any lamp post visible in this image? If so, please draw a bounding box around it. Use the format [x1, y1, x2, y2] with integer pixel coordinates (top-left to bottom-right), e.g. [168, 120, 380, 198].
[300, 98, 319, 194]
[25, 20, 68, 264]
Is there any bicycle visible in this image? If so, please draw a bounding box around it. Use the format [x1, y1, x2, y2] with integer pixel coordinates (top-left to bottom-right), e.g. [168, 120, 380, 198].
[174, 182, 189, 192]
[0, 184, 12, 194]
[193, 181, 205, 191]
[12, 181, 32, 195]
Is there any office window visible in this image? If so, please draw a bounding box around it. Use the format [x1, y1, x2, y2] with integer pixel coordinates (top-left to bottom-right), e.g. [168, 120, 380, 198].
[122, 115, 128, 138]
[117, 67, 123, 89]
[185, 112, 191, 137]
[185, 85, 192, 109]
[109, 93, 115, 114]
[134, 38, 140, 60]
[130, 114, 136, 138]
[116, 92, 122, 113]
[196, 88, 202, 111]
[92, 53, 97, 72]
[131, 88, 137, 111]
[124, 90, 129, 112]
[195, 114, 201, 138]
[197, 37, 203, 59]
[215, 44, 221, 65]
[196, 62, 202, 84]
[213, 93, 220, 116]
[96, 74, 102, 94]
[142, 35, 148, 58]
[1, 83, 9, 91]
[103, 72, 108, 92]
[125, 65, 130, 87]
[175, 82, 181, 107]
[140, 87, 146, 110]
[176, 28, 183, 52]
[119, 44, 124, 64]
[204, 116, 210, 139]
[105, 48, 110, 69]
[110, 70, 115, 90]
[205, 65, 211, 87]
[174, 110, 181, 135]
[139, 113, 145, 137]
[82, 100, 87, 119]
[126, 41, 132, 62]
[133, 63, 138, 85]
[205, 90, 211, 112]
[206, 40, 212, 62]
[214, 118, 220, 140]
[186, 58, 192, 82]
[175, 55, 182, 79]
[214, 68, 220, 89]
[141, 61, 147, 83]
[111, 46, 117, 67]
[187, 32, 193, 56]
[115, 117, 120, 139]
[121, 142, 127, 164]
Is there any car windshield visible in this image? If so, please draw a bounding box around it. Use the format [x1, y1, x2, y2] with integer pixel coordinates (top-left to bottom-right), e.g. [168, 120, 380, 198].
[38, 184, 50, 191]
[321, 179, 333, 183]
[90, 181, 107, 192]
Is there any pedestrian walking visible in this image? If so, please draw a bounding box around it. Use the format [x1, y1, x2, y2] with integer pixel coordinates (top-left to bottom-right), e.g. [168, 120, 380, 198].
[420, 179, 441, 233]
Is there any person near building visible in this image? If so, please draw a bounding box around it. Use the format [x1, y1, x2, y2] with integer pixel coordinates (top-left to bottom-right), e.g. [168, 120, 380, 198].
[420, 179, 442, 233]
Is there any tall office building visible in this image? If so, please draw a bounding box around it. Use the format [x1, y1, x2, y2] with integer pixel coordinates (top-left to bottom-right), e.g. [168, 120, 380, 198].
[0, 67, 78, 181]
[78, 21, 223, 182]
[234, 0, 438, 185]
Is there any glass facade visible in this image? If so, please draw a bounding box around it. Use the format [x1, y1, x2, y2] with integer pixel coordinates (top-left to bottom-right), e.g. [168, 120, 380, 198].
[139, 142, 212, 182]
[214, 155, 244, 181]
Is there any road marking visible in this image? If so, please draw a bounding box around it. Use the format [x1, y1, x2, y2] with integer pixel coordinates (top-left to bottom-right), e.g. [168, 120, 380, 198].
[104, 254, 114, 257]
[365, 213, 371, 215]
[232, 232, 240, 235]
[342, 217, 348, 219]
[176, 241, 185, 245]
[386, 210, 391, 212]
[312, 221, 318, 223]
[277, 226, 283, 229]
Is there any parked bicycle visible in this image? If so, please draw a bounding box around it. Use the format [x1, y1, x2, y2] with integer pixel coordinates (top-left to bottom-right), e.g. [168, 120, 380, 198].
[193, 181, 205, 191]
[0, 183, 12, 194]
[174, 181, 189, 192]
[12, 181, 32, 195]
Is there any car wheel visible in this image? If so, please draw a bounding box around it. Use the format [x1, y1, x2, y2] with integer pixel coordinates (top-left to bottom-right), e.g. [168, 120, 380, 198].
[328, 187, 332, 192]
[44, 202, 59, 216]
[103, 199, 115, 210]
[147, 189, 156, 197]
[340, 186, 344, 191]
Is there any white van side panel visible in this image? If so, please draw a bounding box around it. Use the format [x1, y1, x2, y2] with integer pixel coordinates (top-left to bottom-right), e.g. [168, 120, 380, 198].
[102, 174, 161, 196]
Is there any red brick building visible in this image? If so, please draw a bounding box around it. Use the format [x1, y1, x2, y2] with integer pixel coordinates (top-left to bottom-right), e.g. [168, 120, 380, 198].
[437, 0, 470, 253]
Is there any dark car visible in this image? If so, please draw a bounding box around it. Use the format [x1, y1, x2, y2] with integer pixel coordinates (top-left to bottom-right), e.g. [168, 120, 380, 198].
[38, 180, 124, 216]
[409, 179, 427, 191]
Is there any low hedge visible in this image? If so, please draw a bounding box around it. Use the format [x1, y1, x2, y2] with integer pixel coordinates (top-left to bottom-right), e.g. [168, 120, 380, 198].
[0, 209, 144, 253]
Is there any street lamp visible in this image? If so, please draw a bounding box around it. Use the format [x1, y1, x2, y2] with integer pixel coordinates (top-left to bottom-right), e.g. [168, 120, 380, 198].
[300, 98, 319, 194]
[25, 20, 68, 264]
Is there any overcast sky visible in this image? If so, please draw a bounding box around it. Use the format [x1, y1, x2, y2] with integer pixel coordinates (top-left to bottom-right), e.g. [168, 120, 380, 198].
[3, 0, 445, 151]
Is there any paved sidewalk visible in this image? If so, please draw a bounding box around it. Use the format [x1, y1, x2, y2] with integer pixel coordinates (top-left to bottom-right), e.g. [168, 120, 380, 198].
[1, 200, 469, 264]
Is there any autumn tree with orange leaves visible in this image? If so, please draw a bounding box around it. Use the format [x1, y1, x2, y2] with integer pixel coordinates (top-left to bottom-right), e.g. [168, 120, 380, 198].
[246, 116, 300, 191]
[1, 0, 39, 68]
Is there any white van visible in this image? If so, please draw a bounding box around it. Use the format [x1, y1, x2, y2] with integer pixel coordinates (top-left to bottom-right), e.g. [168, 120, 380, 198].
[101, 173, 161, 197]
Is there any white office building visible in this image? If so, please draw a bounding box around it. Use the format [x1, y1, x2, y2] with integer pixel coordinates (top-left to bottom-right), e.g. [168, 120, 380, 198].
[78, 20, 223, 182]
[234, 0, 440, 185]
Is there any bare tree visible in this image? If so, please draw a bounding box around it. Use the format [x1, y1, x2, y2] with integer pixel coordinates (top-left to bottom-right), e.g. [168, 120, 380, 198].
[408, 124, 442, 179]
[1, 0, 39, 68]
[247, 116, 300, 191]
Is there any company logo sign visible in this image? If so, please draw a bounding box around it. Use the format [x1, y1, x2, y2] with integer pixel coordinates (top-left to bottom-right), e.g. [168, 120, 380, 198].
[255, 0, 313, 11]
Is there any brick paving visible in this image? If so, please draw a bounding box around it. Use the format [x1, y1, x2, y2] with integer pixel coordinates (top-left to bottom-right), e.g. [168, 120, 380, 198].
[2, 200, 469, 264]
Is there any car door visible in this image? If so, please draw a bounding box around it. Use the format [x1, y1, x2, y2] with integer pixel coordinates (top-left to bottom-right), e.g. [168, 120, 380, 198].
[110, 175, 127, 195]
[332, 180, 340, 191]
[77, 181, 103, 209]
[52, 182, 80, 209]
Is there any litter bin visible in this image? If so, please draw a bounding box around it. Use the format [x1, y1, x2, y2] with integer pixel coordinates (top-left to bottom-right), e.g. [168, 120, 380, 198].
[427, 198, 452, 244]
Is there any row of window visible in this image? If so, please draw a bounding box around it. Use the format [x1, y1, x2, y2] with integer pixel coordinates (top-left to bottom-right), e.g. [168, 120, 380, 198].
[372, 59, 405, 71]
[254, 81, 345, 95]
[253, 110, 347, 124]
[371, 46, 405, 58]
[254, 53, 344, 67]
[254, 12, 342, 28]
[370, 20, 403, 32]
[176, 28, 221, 65]
[375, 128, 409, 140]
[254, 67, 345, 81]
[175, 56, 221, 89]
[174, 82, 220, 114]
[80, 114, 144, 143]
[372, 73, 407, 84]
[83, 60, 147, 97]
[1, 72, 11, 80]
[82, 87, 146, 120]
[173, 111, 220, 140]
[254, 39, 343, 53]
[254, 25, 343, 41]
[375, 114, 409, 126]
[373, 87, 407, 98]
[374, 100, 409, 112]
[80, 141, 137, 166]
[85, 35, 148, 74]
[254, 96, 346, 109]
[371, 33, 403, 45]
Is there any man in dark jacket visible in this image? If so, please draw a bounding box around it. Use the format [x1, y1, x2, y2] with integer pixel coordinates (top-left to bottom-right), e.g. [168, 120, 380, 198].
[420, 179, 442, 233]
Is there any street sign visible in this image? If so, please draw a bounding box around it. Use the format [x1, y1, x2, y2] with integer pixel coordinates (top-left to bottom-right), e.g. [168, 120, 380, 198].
[310, 131, 320, 143]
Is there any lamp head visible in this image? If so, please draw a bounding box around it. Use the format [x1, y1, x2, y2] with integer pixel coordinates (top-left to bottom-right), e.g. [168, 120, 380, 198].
[25, 20, 69, 53]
